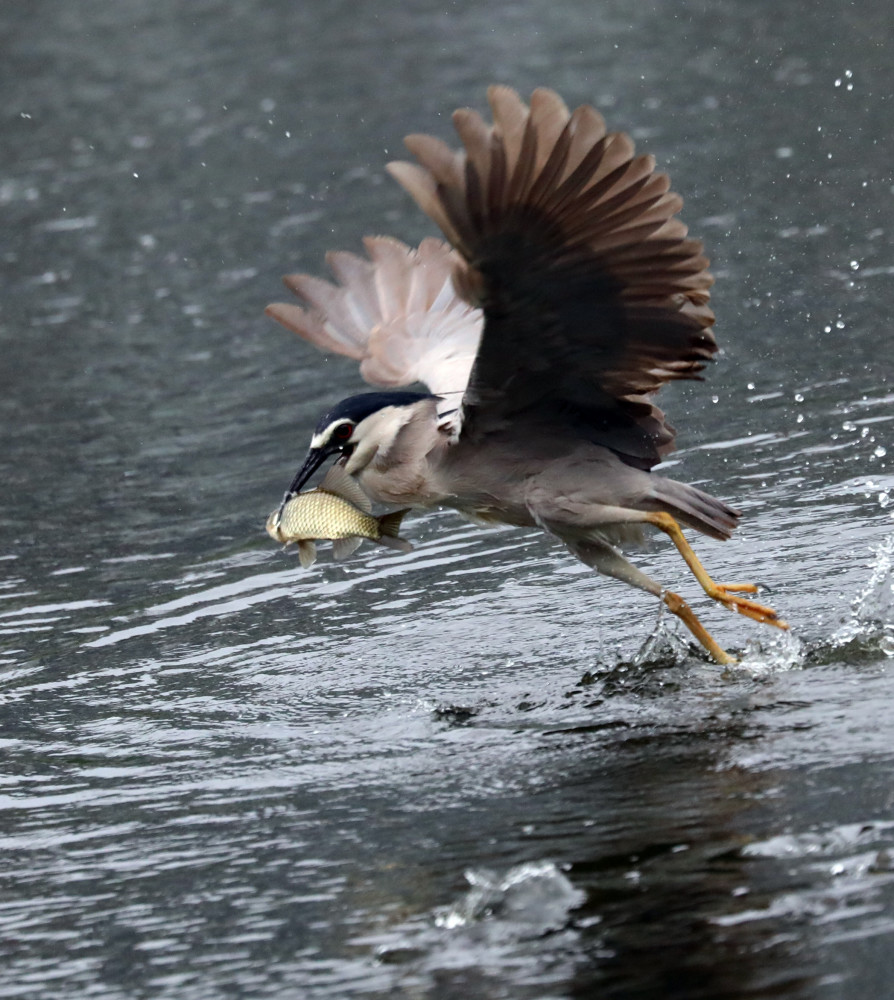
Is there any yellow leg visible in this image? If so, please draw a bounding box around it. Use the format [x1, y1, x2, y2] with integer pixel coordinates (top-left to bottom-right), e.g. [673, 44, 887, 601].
[646, 512, 788, 630]
[663, 590, 737, 665]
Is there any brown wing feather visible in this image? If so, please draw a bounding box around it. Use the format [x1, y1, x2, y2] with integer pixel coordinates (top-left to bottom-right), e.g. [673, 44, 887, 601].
[386, 86, 717, 466]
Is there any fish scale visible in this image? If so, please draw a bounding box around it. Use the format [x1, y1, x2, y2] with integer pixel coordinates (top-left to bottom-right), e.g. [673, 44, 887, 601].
[276, 489, 381, 541]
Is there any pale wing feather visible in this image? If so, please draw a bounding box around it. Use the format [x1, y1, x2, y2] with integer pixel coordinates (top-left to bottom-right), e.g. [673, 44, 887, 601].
[266, 236, 482, 400]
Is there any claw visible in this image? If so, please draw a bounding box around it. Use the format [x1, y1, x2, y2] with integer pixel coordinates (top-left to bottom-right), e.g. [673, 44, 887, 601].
[708, 584, 788, 629]
[646, 512, 790, 633]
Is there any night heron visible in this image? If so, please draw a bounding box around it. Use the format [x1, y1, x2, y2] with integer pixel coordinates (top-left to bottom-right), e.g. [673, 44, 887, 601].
[266, 86, 788, 664]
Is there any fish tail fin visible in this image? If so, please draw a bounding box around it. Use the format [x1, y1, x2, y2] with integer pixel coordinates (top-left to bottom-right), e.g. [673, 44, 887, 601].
[297, 540, 318, 568]
[376, 509, 413, 553]
[332, 536, 363, 560]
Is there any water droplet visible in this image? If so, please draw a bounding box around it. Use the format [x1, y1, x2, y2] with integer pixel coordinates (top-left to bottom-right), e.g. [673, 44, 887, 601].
[842, 421, 857, 431]
[850, 260, 860, 270]
[796, 414, 804, 424]
[874, 446, 887, 458]
[835, 319, 846, 329]
[794, 392, 804, 402]
[747, 382, 755, 390]
[711, 395, 719, 404]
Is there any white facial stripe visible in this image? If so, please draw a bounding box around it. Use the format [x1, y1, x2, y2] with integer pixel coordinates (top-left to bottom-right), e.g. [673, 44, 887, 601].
[310, 419, 353, 450]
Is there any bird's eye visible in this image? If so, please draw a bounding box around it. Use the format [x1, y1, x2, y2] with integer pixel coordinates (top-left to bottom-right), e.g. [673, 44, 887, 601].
[331, 422, 354, 444]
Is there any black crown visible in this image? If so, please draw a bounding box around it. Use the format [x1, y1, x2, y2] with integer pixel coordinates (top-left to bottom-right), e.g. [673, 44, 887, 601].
[314, 391, 437, 434]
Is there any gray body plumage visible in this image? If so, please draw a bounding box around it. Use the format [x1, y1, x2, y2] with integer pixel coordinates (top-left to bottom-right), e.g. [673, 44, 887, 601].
[348, 405, 736, 541]
[266, 87, 787, 663]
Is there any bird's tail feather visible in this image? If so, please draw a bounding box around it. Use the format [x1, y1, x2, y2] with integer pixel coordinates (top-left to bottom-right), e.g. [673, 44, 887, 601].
[646, 477, 740, 541]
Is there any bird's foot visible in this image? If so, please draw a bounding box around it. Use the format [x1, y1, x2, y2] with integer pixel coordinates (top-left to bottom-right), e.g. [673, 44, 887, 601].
[643, 514, 789, 632]
[662, 590, 737, 665]
[709, 583, 788, 629]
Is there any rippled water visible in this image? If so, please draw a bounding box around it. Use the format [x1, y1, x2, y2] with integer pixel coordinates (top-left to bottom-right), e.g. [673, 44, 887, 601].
[3, 1, 894, 997]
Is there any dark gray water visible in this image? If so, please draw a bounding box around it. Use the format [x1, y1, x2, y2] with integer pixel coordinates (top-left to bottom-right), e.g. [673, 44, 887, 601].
[2, 2, 893, 997]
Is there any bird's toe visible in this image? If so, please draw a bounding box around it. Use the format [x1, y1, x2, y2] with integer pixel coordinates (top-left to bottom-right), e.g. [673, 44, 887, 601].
[711, 585, 789, 629]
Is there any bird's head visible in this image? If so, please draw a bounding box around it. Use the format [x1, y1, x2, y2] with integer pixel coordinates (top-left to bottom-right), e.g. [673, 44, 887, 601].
[281, 390, 438, 501]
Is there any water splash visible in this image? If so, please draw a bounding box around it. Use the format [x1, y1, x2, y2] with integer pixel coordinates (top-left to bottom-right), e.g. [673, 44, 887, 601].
[851, 533, 894, 625]
[632, 604, 693, 667]
[829, 532, 894, 658]
[735, 628, 806, 675]
[633, 602, 804, 675]
[435, 861, 584, 936]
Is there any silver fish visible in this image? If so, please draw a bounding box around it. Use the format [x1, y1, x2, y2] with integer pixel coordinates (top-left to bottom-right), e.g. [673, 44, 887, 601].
[266, 464, 412, 568]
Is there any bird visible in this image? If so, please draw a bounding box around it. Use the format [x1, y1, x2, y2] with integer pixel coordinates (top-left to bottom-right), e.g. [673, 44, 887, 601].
[265, 85, 788, 665]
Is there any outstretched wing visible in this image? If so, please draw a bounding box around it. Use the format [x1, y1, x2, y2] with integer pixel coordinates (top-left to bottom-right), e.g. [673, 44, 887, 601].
[266, 235, 482, 404]
[386, 86, 717, 468]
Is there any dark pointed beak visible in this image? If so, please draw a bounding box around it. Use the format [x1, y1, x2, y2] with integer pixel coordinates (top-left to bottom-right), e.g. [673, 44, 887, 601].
[277, 447, 329, 514]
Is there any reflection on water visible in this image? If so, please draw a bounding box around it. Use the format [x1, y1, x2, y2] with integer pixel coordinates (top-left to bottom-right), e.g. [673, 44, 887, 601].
[3, 0, 894, 996]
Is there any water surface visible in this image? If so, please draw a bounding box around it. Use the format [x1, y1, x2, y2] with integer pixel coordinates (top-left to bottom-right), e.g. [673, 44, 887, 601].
[2, 1, 893, 997]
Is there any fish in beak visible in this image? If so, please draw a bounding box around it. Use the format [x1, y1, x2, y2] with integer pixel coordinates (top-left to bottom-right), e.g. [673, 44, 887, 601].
[266, 464, 412, 568]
